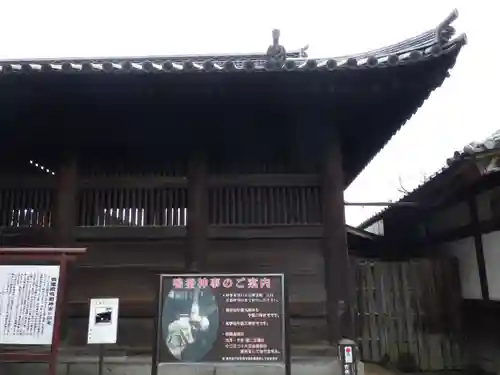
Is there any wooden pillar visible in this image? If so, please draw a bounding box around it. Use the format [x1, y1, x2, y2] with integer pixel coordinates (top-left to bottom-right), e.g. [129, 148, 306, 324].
[468, 196, 489, 300]
[54, 156, 78, 246]
[321, 127, 354, 343]
[187, 153, 208, 271]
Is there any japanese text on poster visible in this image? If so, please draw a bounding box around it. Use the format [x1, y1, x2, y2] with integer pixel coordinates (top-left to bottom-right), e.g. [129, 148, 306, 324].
[157, 274, 285, 364]
[0, 265, 60, 345]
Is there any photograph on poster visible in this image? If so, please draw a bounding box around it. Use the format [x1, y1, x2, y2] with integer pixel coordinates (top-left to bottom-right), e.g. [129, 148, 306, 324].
[162, 285, 219, 361]
[95, 307, 113, 324]
[157, 274, 285, 365]
[87, 298, 119, 345]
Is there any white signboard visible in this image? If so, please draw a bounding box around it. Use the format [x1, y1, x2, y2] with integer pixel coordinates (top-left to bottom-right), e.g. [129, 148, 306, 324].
[0, 265, 60, 345]
[87, 298, 119, 344]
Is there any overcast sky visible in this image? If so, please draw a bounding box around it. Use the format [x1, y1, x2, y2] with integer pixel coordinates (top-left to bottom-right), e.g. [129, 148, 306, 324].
[1, 0, 497, 226]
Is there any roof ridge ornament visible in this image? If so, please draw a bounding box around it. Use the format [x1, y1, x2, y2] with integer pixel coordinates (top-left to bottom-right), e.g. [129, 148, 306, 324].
[435, 9, 459, 46]
[267, 29, 287, 65]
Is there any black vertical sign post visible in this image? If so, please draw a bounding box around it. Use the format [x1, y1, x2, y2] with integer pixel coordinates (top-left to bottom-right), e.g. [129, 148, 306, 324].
[152, 273, 289, 375]
[98, 345, 105, 375]
[283, 274, 292, 375]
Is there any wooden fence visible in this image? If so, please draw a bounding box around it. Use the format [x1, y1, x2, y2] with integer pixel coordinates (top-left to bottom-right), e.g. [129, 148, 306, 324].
[354, 257, 464, 371]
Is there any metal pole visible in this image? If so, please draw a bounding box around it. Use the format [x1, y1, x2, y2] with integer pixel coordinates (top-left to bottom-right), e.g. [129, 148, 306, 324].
[98, 345, 105, 375]
[344, 202, 420, 207]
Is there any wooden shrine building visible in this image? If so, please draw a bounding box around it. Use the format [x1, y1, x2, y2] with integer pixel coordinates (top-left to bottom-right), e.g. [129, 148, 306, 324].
[0, 12, 465, 351]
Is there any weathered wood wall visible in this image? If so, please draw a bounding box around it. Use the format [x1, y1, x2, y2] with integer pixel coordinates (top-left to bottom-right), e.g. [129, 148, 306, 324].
[62, 238, 327, 347]
[354, 257, 463, 371]
[0, 160, 330, 348]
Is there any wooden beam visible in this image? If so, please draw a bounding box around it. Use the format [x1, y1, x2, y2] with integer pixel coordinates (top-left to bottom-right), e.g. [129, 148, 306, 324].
[0, 174, 320, 189]
[468, 196, 490, 300]
[321, 127, 354, 343]
[4, 225, 375, 242]
[186, 153, 208, 270]
[209, 225, 322, 239]
[74, 226, 187, 240]
[53, 156, 78, 246]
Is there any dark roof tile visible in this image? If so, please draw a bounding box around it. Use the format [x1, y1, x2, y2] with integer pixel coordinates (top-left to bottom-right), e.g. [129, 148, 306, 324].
[0, 10, 465, 75]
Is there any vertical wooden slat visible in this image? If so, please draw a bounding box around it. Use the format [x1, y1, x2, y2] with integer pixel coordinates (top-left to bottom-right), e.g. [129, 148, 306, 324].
[427, 259, 444, 370]
[269, 187, 276, 224]
[401, 262, 419, 369]
[444, 257, 463, 369]
[94, 189, 101, 226]
[260, 187, 267, 225]
[248, 187, 255, 225]
[236, 187, 243, 225]
[124, 188, 131, 225]
[142, 188, 149, 226]
[388, 262, 401, 363]
[19, 189, 28, 225]
[299, 187, 307, 224]
[281, 187, 288, 224]
[214, 188, 221, 225]
[367, 263, 381, 360]
[181, 189, 187, 226]
[412, 260, 430, 370]
[28, 189, 35, 226]
[187, 153, 208, 270]
[166, 188, 173, 226]
[80, 189, 88, 226]
[111, 188, 118, 225]
[160, 188, 167, 226]
[229, 187, 236, 225]
[374, 262, 389, 361]
[6, 189, 13, 226]
[13, 189, 22, 227]
[359, 262, 371, 359]
[148, 188, 155, 226]
[223, 188, 230, 225]
[40, 189, 47, 227]
[439, 258, 454, 370]
[255, 187, 262, 225]
[130, 188, 137, 226]
[242, 187, 249, 225]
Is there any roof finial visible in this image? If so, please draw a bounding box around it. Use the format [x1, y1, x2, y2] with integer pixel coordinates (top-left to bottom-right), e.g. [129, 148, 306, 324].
[435, 9, 458, 45]
[267, 29, 287, 64]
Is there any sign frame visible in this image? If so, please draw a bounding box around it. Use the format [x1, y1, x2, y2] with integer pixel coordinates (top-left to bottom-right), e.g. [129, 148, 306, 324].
[0, 264, 61, 345]
[0, 247, 86, 375]
[152, 273, 290, 375]
[87, 297, 120, 345]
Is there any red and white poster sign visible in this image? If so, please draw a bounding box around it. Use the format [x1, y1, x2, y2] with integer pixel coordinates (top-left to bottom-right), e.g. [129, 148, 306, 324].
[344, 346, 353, 363]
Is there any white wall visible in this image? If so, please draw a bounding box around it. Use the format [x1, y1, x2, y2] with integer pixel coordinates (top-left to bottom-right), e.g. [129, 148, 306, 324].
[439, 237, 482, 300]
[481, 231, 500, 301]
[364, 220, 384, 235]
[436, 230, 500, 301]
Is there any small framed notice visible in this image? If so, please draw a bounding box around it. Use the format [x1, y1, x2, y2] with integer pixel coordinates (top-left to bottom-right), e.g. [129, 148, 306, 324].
[87, 298, 119, 344]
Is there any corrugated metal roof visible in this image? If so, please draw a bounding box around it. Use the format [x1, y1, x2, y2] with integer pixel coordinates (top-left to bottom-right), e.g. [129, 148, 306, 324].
[0, 11, 464, 75]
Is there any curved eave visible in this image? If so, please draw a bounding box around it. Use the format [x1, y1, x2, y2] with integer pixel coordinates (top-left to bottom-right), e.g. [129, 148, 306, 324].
[0, 35, 466, 75]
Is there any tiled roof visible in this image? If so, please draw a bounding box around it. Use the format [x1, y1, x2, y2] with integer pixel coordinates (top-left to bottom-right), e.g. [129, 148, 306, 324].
[0, 10, 464, 75]
[446, 129, 500, 166]
[359, 129, 500, 229]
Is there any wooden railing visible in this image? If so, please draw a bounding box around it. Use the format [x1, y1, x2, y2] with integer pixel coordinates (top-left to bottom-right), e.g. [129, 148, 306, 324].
[0, 188, 54, 227]
[0, 174, 322, 239]
[0, 174, 322, 232]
